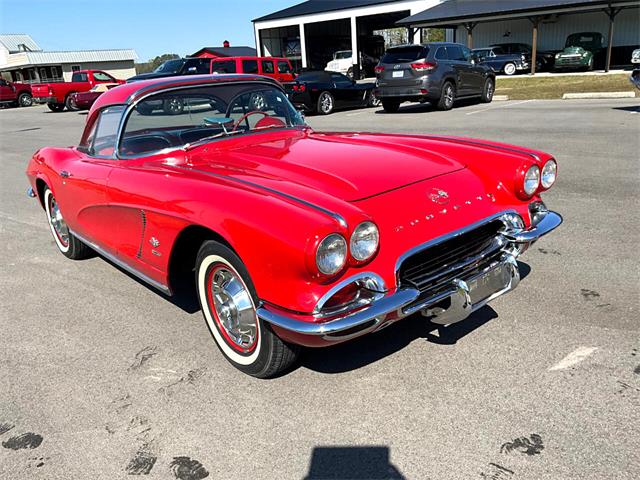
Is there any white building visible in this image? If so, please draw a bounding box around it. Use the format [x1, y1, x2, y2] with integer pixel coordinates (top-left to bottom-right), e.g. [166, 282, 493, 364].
[253, 0, 640, 75]
[0, 34, 138, 83]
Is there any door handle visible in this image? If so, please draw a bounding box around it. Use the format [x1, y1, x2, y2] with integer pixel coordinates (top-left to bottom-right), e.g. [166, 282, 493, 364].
[59, 170, 72, 178]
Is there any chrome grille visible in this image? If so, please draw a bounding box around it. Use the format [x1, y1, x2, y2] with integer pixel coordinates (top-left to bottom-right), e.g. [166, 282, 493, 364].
[398, 219, 506, 294]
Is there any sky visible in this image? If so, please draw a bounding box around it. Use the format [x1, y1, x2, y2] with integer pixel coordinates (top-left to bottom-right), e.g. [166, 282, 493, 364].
[0, 0, 295, 61]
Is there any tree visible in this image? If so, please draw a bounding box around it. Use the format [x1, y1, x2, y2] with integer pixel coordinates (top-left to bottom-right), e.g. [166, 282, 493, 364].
[135, 53, 180, 74]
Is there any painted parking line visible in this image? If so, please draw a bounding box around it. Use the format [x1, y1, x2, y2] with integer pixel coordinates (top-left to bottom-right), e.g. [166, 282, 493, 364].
[549, 346, 598, 371]
[465, 99, 534, 116]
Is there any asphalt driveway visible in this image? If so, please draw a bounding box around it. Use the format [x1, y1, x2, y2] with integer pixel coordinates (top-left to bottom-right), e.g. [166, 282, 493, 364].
[1, 98, 639, 479]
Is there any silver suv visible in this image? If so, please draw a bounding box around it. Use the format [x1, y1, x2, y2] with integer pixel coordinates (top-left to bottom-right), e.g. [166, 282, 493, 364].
[375, 42, 496, 112]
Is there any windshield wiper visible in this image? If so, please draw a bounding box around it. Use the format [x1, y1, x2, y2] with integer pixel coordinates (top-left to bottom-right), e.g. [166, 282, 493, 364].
[183, 129, 244, 151]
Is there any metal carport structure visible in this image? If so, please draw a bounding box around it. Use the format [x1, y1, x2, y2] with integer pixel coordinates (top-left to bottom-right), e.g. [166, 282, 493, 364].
[397, 0, 640, 74]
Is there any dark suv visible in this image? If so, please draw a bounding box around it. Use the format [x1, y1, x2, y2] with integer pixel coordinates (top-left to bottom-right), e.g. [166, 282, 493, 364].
[375, 42, 495, 112]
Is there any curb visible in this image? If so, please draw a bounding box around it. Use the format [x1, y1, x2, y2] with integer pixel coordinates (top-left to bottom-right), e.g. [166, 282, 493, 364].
[493, 95, 509, 101]
[562, 91, 635, 99]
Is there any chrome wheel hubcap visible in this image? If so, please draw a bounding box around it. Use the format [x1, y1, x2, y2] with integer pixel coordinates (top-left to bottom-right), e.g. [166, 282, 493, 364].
[486, 82, 494, 99]
[445, 86, 454, 106]
[48, 195, 69, 247]
[321, 93, 333, 112]
[208, 266, 258, 351]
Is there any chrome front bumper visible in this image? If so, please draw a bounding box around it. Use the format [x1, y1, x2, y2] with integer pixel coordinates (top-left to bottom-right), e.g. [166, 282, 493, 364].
[257, 210, 562, 341]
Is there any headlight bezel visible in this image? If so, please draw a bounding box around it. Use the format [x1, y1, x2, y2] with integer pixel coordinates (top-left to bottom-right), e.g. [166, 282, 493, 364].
[349, 221, 380, 263]
[315, 233, 348, 276]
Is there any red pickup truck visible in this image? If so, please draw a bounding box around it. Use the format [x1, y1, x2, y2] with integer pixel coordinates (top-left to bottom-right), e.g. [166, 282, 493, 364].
[0, 79, 32, 107]
[32, 70, 124, 112]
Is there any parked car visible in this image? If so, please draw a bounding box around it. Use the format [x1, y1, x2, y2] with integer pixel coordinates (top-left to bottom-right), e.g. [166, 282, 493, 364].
[26, 74, 562, 378]
[472, 46, 529, 75]
[0, 79, 32, 107]
[129, 56, 296, 84]
[630, 68, 640, 90]
[490, 42, 556, 71]
[554, 32, 604, 71]
[128, 57, 213, 82]
[284, 71, 378, 114]
[325, 50, 378, 79]
[69, 83, 120, 111]
[631, 48, 640, 65]
[32, 70, 124, 112]
[375, 42, 495, 113]
[209, 56, 296, 83]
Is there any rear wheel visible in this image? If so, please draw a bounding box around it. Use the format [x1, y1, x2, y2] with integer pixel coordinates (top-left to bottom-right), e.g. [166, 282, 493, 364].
[43, 187, 92, 259]
[381, 99, 400, 113]
[18, 92, 32, 107]
[503, 63, 517, 76]
[196, 241, 299, 378]
[65, 93, 78, 111]
[316, 91, 334, 115]
[47, 103, 65, 112]
[480, 78, 495, 103]
[437, 82, 456, 111]
[163, 97, 184, 115]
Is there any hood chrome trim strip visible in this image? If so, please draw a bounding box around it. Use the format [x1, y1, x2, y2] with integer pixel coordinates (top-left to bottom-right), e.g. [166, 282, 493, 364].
[168, 165, 348, 228]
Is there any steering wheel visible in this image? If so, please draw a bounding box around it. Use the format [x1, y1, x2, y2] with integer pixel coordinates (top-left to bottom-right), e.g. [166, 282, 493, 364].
[232, 111, 269, 131]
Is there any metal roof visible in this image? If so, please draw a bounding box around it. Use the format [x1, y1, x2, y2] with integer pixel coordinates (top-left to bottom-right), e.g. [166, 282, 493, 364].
[13, 49, 138, 65]
[253, 0, 404, 22]
[191, 46, 258, 57]
[0, 34, 41, 53]
[397, 0, 639, 26]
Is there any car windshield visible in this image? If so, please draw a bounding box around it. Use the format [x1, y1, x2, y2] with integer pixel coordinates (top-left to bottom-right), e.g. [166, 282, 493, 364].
[154, 59, 185, 73]
[119, 82, 306, 157]
[566, 33, 602, 49]
[334, 51, 352, 59]
[381, 46, 428, 63]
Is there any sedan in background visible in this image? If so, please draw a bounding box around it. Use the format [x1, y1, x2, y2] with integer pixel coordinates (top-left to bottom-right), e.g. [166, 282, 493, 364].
[69, 83, 120, 110]
[285, 71, 378, 114]
[490, 42, 556, 71]
[473, 47, 529, 75]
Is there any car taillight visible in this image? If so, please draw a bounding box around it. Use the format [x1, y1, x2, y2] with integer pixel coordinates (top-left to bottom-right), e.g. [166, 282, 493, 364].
[374, 66, 385, 73]
[411, 62, 437, 72]
[48, 87, 53, 95]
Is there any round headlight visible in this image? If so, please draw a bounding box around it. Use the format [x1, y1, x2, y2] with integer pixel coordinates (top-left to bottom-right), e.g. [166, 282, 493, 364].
[316, 234, 347, 275]
[350, 221, 379, 261]
[541, 159, 557, 189]
[523, 165, 540, 196]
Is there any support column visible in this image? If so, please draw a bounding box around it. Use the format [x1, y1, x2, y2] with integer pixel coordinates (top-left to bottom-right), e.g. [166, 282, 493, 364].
[299, 23, 308, 69]
[604, 7, 621, 72]
[463, 22, 477, 49]
[529, 17, 540, 76]
[350, 16, 359, 79]
[407, 27, 419, 44]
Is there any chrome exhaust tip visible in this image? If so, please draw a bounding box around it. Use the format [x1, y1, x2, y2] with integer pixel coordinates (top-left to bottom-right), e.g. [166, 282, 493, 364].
[26, 187, 36, 198]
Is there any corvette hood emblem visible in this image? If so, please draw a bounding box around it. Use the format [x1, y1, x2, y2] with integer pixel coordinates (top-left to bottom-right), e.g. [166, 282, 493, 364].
[428, 188, 449, 205]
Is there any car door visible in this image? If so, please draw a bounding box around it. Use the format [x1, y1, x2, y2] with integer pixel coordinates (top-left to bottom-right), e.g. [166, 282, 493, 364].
[330, 72, 359, 106]
[51, 106, 123, 245]
[448, 45, 478, 96]
[277, 60, 295, 82]
[461, 46, 484, 93]
[0, 79, 15, 101]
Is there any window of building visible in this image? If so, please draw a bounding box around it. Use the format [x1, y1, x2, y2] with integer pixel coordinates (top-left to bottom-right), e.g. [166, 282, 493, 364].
[71, 65, 81, 72]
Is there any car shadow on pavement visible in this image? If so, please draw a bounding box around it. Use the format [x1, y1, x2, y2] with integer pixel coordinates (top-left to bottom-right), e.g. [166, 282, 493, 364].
[304, 446, 405, 480]
[373, 98, 482, 114]
[613, 105, 640, 113]
[301, 261, 531, 374]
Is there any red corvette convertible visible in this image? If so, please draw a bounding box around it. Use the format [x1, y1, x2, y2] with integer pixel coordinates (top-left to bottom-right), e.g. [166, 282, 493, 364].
[26, 74, 561, 377]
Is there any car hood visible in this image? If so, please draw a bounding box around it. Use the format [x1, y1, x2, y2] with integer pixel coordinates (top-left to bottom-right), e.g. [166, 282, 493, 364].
[185, 129, 466, 202]
[560, 46, 587, 55]
[127, 72, 175, 82]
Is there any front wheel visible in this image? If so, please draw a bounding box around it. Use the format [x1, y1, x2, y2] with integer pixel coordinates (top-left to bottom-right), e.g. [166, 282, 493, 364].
[163, 97, 184, 115]
[65, 94, 78, 111]
[47, 103, 65, 112]
[316, 91, 334, 115]
[196, 241, 299, 378]
[503, 63, 517, 76]
[18, 93, 32, 107]
[43, 187, 92, 259]
[366, 90, 380, 108]
[480, 78, 495, 103]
